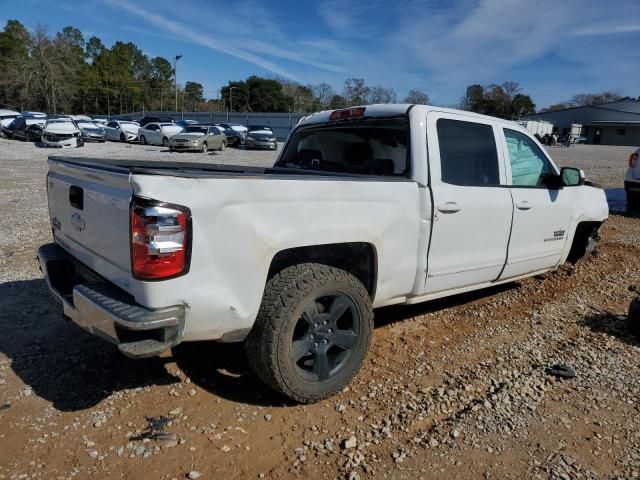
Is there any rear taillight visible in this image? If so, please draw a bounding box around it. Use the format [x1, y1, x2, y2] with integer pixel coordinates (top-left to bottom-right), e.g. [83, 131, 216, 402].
[329, 107, 366, 121]
[130, 197, 191, 280]
[630, 152, 639, 168]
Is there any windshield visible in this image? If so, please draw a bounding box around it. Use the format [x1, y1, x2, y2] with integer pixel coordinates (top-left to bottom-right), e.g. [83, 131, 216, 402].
[184, 126, 208, 134]
[276, 117, 409, 177]
[77, 121, 99, 128]
[47, 119, 74, 125]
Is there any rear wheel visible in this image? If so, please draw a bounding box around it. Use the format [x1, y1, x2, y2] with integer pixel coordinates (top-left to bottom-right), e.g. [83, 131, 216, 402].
[245, 263, 373, 403]
[627, 190, 640, 211]
[219, 140, 226, 151]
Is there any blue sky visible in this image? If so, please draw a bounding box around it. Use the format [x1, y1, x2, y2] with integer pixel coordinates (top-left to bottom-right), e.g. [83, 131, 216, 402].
[2, 0, 640, 109]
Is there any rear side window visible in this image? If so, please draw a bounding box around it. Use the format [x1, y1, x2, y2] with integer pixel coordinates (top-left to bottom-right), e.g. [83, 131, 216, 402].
[277, 117, 409, 176]
[504, 129, 553, 187]
[437, 119, 500, 186]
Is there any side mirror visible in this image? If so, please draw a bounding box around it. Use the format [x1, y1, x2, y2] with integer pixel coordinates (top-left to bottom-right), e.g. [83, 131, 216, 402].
[560, 167, 585, 187]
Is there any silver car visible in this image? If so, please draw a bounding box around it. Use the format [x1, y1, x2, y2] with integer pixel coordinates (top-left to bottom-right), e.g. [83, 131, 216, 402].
[169, 125, 227, 152]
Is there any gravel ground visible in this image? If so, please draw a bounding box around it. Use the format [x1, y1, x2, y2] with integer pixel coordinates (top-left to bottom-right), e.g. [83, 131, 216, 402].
[0, 138, 639, 480]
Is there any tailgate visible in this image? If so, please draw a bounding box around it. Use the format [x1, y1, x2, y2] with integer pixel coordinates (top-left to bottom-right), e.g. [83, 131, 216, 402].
[47, 158, 133, 278]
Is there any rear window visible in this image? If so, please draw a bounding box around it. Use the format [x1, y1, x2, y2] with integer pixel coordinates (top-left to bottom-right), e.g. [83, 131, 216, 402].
[276, 117, 409, 176]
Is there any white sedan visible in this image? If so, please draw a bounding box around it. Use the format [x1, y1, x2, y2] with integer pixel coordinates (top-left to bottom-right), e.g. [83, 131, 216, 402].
[138, 122, 184, 147]
[104, 120, 141, 142]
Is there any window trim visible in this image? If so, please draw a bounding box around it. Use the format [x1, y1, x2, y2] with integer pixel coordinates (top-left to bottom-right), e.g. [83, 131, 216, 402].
[501, 127, 560, 189]
[434, 116, 503, 188]
[275, 115, 412, 179]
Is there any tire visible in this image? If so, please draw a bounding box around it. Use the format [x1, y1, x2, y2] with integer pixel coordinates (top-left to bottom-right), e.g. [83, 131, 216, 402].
[140, 135, 146, 145]
[201, 142, 208, 153]
[219, 140, 226, 151]
[162, 137, 169, 147]
[120, 132, 126, 142]
[76, 138, 84, 148]
[628, 297, 640, 337]
[627, 191, 640, 211]
[245, 263, 373, 403]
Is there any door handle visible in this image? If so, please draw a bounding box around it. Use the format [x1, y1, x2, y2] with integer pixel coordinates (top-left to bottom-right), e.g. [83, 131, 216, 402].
[516, 201, 532, 210]
[437, 202, 461, 213]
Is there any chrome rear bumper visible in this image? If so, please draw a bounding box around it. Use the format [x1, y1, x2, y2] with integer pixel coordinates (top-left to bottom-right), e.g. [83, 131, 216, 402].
[37, 243, 184, 358]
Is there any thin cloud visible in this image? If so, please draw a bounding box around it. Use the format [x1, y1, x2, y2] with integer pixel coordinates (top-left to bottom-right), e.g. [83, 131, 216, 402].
[572, 24, 640, 36]
[104, 0, 345, 80]
[104, 0, 302, 80]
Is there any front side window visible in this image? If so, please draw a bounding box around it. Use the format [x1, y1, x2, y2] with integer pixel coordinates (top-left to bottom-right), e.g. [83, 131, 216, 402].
[504, 129, 553, 187]
[276, 117, 409, 177]
[437, 119, 500, 186]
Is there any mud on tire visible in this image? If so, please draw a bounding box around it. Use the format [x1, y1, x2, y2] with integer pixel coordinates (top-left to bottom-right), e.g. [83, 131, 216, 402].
[245, 263, 373, 403]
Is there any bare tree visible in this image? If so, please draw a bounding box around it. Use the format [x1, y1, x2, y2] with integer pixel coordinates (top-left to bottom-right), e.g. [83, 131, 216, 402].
[501, 81, 521, 100]
[404, 89, 430, 104]
[313, 82, 335, 106]
[368, 85, 397, 104]
[343, 78, 370, 106]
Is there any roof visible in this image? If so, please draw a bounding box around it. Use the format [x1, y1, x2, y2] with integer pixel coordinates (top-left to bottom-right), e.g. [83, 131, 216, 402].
[0, 109, 20, 116]
[531, 100, 640, 115]
[298, 103, 522, 128]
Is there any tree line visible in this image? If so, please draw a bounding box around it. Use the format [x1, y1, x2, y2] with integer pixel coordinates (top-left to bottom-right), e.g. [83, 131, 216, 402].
[0, 20, 635, 117]
[0, 20, 431, 115]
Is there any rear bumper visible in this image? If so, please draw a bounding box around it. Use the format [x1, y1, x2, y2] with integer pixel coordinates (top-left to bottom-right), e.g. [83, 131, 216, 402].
[37, 243, 185, 358]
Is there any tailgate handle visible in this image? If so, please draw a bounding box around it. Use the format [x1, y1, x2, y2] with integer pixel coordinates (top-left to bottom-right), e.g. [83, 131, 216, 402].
[69, 186, 84, 210]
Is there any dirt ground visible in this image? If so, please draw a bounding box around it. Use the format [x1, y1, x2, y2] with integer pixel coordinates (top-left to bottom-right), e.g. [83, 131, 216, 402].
[1, 138, 639, 480]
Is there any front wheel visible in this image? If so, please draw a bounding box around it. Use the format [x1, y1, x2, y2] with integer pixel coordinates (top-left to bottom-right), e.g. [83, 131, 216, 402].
[201, 142, 208, 153]
[245, 263, 373, 403]
[627, 190, 640, 211]
[162, 137, 169, 147]
[140, 135, 146, 145]
[219, 140, 226, 151]
[120, 132, 126, 142]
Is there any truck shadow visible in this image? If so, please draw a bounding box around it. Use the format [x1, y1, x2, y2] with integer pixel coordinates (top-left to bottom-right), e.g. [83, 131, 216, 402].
[0, 277, 520, 410]
[579, 311, 640, 348]
[0, 279, 179, 412]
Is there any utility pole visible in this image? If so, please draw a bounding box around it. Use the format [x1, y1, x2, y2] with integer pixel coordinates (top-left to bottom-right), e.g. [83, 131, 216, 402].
[229, 85, 237, 113]
[174, 54, 182, 111]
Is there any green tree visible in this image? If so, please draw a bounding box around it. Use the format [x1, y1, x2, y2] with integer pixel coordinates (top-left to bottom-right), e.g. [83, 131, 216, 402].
[511, 93, 536, 117]
[0, 20, 32, 109]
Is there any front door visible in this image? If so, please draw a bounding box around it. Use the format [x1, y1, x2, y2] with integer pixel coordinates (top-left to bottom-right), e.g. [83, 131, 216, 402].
[425, 112, 513, 294]
[498, 128, 573, 279]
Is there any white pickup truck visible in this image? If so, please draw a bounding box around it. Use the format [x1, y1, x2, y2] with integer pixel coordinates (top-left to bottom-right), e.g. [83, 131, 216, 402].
[38, 104, 608, 403]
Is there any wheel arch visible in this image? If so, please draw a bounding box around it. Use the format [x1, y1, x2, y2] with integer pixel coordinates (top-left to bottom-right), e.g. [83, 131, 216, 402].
[566, 220, 603, 264]
[267, 242, 378, 300]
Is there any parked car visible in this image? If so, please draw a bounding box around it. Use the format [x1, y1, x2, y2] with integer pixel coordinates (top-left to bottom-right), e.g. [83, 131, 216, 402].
[104, 120, 140, 142]
[138, 122, 184, 147]
[169, 124, 227, 152]
[0, 109, 20, 129]
[37, 104, 608, 403]
[76, 120, 106, 142]
[138, 115, 175, 127]
[41, 118, 83, 148]
[215, 124, 243, 147]
[625, 149, 640, 209]
[245, 125, 277, 150]
[21, 111, 47, 118]
[217, 122, 248, 139]
[176, 119, 199, 127]
[3, 116, 46, 140]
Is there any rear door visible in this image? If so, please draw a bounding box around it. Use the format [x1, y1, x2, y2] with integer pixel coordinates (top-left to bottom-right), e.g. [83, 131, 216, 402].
[425, 112, 513, 293]
[498, 128, 573, 278]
